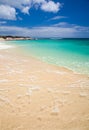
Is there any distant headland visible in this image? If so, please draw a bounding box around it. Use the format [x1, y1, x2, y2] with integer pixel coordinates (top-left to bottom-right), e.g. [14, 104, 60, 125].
[0, 36, 33, 41]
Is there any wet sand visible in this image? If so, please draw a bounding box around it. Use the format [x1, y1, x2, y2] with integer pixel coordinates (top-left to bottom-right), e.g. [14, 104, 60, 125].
[0, 47, 89, 130]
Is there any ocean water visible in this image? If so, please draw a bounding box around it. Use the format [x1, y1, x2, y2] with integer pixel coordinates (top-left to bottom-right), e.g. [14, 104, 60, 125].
[9, 39, 89, 75]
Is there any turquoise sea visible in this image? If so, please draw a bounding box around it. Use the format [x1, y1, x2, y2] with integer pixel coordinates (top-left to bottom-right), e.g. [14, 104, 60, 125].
[9, 39, 89, 75]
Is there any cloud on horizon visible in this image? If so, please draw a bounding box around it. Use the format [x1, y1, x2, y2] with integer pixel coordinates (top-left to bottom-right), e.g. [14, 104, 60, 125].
[0, 22, 89, 38]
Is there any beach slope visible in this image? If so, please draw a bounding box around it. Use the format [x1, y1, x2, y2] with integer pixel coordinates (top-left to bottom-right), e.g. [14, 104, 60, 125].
[0, 45, 89, 130]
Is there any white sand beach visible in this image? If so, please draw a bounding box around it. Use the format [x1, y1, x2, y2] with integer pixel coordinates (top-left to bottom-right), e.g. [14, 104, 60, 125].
[0, 44, 89, 130]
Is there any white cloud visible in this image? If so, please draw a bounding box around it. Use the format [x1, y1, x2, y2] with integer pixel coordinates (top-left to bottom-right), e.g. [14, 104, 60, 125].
[22, 6, 30, 14]
[33, 0, 45, 4]
[0, 23, 89, 38]
[41, 1, 61, 13]
[48, 16, 67, 21]
[0, 0, 31, 10]
[53, 22, 75, 27]
[0, 5, 16, 20]
[54, 22, 69, 26]
[0, 0, 62, 20]
[0, 0, 31, 14]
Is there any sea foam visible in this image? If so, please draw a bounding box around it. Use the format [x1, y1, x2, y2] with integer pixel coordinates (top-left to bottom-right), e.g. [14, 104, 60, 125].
[0, 42, 13, 49]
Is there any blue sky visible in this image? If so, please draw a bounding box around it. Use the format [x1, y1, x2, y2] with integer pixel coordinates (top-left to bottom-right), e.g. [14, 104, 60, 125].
[0, 0, 89, 38]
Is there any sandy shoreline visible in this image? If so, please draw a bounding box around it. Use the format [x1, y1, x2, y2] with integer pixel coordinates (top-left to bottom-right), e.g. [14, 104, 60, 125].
[0, 46, 89, 130]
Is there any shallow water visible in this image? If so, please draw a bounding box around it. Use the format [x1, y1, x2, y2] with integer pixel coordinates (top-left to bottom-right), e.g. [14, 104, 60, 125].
[8, 39, 89, 75]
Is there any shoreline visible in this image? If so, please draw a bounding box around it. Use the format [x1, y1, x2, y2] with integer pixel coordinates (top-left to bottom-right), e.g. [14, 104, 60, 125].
[0, 40, 89, 77]
[0, 42, 14, 50]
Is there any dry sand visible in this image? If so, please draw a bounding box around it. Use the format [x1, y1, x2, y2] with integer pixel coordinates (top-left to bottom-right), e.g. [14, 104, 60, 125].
[0, 47, 89, 130]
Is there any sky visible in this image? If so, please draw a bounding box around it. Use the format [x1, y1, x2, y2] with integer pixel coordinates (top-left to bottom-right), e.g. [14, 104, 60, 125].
[0, 0, 89, 38]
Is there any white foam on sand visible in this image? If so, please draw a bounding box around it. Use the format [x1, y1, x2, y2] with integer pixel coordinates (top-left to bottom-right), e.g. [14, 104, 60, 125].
[0, 42, 13, 50]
